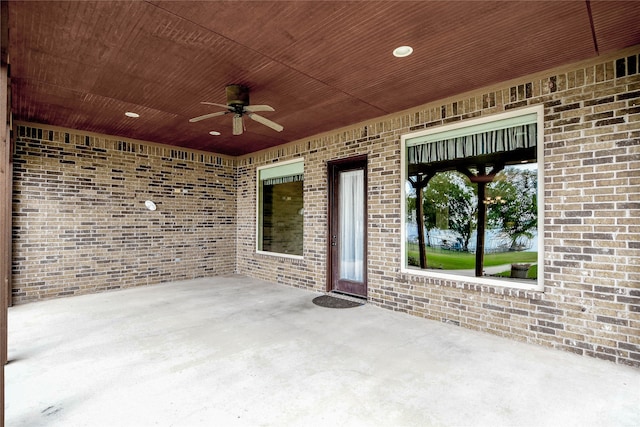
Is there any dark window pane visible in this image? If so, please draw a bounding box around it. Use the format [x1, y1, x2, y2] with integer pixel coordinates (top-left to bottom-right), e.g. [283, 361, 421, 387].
[261, 180, 303, 256]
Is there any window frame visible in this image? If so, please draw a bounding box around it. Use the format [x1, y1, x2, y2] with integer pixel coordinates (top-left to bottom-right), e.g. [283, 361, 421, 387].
[256, 158, 305, 259]
[400, 106, 544, 291]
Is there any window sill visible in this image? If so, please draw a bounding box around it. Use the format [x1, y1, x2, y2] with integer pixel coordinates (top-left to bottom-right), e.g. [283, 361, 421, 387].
[400, 266, 544, 297]
[256, 250, 304, 262]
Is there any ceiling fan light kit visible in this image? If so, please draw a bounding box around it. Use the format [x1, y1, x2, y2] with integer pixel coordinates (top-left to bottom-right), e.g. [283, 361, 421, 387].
[233, 114, 243, 135]
[189, 84, 283, 136]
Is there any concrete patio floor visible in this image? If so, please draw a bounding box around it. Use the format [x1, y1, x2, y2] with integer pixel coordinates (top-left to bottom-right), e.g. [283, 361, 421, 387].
[6, 276, 640, 426]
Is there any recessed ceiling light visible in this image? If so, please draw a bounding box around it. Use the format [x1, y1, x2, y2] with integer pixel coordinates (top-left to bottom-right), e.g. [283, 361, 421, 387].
[393, 46, 413, 58]
[209, 131, 221, 136]
[125, 111, 140, 118]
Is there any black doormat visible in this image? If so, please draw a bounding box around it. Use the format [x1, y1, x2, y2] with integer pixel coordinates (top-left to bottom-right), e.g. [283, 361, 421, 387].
[312, 295, 364, 309]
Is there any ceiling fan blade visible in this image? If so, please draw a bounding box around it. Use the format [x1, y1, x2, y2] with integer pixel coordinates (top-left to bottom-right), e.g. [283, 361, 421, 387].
[248, 113, 284, 132]
[233, 114, 244, 135]
[200, 102, 232, 110]
[189, 111, 228, 123]
[244, 104, 275, 113]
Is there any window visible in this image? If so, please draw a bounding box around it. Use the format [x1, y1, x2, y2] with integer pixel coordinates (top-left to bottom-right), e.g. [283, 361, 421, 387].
[401, 107, 543, 290]
[257, 159, 304, 257]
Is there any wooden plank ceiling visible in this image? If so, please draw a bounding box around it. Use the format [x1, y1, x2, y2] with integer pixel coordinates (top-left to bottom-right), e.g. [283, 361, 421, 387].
[7, 1, 640, 156]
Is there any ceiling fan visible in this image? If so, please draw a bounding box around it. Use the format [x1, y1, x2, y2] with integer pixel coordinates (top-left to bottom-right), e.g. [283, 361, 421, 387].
[189, 84, 284, 135]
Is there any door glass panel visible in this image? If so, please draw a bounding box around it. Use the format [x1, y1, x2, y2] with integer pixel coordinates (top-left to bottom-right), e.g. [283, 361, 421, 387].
[339, 170, 364, 281]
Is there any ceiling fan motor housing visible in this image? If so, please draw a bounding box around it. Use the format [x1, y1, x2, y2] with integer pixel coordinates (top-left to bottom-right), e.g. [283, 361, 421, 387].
[226, 84, 250, 109]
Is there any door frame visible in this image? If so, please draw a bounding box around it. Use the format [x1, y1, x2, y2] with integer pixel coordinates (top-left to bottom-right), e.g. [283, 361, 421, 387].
[326, 155, 368, 297]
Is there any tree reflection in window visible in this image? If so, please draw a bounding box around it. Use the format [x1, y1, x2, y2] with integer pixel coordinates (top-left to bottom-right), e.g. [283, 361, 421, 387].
[406, 163, 538, 280]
